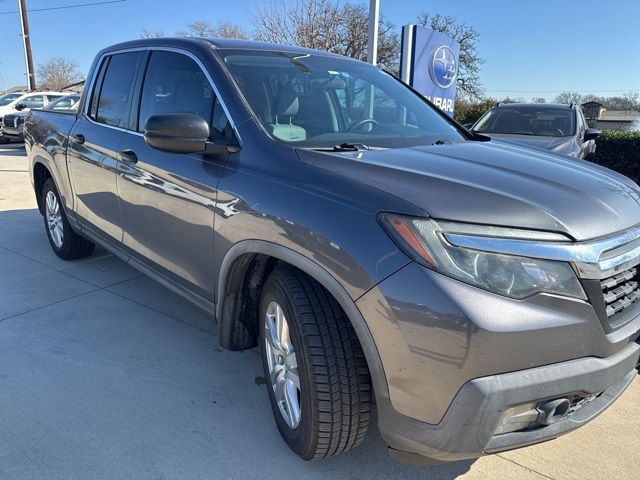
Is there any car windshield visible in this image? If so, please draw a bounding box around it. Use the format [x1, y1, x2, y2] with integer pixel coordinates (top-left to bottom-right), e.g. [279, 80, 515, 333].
[46, 95, 81, 111]
[474, 106, 576, 137]
[218, 49, 465, 149]
[0, 93, 23, 107]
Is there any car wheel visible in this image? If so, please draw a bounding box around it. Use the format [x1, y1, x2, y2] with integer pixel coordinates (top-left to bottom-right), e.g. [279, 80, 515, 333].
[260, 266, 371, 460]
[42, 178, 95, 260]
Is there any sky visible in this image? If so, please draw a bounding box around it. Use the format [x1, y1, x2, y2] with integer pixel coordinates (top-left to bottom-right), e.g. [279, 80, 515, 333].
[0, 0, 639, 102]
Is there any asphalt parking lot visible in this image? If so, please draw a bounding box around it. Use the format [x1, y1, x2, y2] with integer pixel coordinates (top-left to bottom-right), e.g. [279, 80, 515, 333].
[1, 143, 638, 479]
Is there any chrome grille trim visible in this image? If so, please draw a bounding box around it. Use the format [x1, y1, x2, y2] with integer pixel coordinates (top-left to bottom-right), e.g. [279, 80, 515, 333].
[601, 268, 640, 319]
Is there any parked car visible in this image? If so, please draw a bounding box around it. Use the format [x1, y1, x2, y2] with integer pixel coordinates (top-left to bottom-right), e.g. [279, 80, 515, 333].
[0, 91, 67, 131]
[24, 38, 640, 465]
[2, 93, 80, 142]
[0, 93, 28, 143]
[469, 103, 600, 158]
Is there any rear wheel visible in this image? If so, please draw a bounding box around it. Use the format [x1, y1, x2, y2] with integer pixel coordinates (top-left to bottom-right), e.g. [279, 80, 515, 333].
[42, 178, 95, 260]
[260, 266, 371, 460]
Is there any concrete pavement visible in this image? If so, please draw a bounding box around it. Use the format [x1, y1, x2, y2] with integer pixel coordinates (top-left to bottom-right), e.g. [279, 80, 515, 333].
[1, 144, 638, 479]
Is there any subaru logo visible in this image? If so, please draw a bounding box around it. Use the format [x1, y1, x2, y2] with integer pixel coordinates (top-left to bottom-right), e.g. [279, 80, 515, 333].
[429, 45, 457, 89]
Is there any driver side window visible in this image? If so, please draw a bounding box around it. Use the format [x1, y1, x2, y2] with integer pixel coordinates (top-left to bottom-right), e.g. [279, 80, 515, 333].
[138, 51, 215, 134]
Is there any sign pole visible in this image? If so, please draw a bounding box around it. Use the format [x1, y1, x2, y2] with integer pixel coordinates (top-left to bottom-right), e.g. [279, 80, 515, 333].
[367, 0, 379, 65]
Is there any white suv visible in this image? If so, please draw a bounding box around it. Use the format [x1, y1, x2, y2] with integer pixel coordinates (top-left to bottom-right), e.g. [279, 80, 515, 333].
[0, 91, 67, 122]
[0, 91, 67, 143]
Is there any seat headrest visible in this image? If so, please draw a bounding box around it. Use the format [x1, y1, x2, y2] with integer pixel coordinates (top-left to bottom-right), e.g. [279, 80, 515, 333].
[274, 88, 299, 117]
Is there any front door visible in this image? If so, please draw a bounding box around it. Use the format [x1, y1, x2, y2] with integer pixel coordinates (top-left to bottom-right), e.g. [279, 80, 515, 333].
[117, 50, 229, 301]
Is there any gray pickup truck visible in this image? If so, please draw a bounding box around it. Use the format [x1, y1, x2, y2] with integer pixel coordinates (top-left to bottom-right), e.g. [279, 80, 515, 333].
[25, 38, 640, 465]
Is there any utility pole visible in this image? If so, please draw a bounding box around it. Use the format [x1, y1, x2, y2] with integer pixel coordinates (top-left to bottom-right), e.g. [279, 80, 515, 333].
[18, 0, 36, 90]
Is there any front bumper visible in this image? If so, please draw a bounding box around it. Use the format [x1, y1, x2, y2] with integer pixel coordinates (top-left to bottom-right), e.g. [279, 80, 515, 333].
[2, 126, 23, 141]
[356, 262, 640, 464]
[377, 340, 639, 464]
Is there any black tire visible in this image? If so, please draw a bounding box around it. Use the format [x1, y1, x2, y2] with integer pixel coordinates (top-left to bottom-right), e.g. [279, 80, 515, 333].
[42, 178, 95, 260]
[259, 266, 371, 460]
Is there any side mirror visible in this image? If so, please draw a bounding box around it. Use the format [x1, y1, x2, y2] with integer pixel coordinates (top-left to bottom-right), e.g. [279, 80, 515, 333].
[584, 128, 601, 142]
[15, 103, 27, 111]
[463, 123, 474, 129]
[144, 113, 213, 154]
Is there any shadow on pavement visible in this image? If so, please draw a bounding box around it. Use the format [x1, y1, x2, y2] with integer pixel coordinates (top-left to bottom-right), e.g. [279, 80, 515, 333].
[0, 143, 26, 157]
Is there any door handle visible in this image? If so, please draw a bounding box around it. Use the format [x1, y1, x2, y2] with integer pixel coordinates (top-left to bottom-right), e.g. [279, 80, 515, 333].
[119, 149, 139, 165]
[72, 133, 85, 144]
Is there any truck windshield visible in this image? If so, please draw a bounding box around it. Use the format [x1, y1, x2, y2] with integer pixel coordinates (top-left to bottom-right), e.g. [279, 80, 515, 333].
[217, 49, 465, 149]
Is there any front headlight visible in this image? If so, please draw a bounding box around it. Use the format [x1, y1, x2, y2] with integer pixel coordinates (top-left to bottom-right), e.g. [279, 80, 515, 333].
[378, 213, 586, 300]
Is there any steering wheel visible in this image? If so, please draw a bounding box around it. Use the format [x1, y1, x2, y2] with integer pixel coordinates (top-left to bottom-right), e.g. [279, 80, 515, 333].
[346, 118, 379, 133]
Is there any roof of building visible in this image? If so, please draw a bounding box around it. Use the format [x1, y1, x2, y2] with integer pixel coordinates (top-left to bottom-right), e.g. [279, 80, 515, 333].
[598, 110, 640, 122]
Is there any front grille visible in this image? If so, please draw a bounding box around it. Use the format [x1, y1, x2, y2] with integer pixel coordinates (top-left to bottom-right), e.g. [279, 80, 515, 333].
[601, 267, 640, 321]
[3, 115, 18, 128]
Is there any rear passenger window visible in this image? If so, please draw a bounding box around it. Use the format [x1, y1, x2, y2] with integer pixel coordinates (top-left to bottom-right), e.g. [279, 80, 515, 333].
[89, 52, 140, 128]
[21, 95, 45, 109]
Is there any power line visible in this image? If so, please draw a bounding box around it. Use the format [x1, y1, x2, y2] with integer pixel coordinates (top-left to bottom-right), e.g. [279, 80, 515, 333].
[0, 0, 126, 15]
[485, 89, 640, 94]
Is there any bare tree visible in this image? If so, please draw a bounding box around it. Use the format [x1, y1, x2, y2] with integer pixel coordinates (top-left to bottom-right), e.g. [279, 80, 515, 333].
[210, 21, 251, 39]
[554, 92, 583, 104]
[176, 20, 214, 37]
[141, 28, 168, 38]
[250, 0, 400, 72]
[37, 57, 84, 90]
[531, 97, 547, 103]
[581, 94, 605, 105]
[417, 13, 485, 100]
[143, 21, 250, 39]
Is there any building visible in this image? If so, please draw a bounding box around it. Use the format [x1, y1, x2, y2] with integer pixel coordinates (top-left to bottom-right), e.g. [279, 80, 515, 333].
[582, 101, 640, 131]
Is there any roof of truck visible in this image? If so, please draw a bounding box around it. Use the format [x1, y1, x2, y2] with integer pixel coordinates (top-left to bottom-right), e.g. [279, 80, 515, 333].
[102, 37, 346, 58]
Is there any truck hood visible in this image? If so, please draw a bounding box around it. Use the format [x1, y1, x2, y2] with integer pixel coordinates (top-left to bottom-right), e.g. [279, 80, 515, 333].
[297, 141, 640, 241]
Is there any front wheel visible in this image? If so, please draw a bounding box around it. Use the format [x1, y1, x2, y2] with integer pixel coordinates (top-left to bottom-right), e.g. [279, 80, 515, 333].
[42, 178, 95, 260]
[260, 266, 371, 460]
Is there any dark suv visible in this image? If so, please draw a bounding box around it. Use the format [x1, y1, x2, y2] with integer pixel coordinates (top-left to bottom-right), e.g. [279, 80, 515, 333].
[470, 103, 600, 158]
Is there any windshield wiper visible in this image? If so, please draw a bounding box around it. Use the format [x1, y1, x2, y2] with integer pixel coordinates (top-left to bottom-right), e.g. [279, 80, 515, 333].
[432, 140, 453, 145]
[333, 143, 369, 152]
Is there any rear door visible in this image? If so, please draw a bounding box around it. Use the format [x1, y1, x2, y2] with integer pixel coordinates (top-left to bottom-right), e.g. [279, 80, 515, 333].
[67, 51, 142, 243]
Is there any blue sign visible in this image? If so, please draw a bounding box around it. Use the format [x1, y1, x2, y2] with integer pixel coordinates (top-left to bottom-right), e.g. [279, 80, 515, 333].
[400, 26, 460, 117]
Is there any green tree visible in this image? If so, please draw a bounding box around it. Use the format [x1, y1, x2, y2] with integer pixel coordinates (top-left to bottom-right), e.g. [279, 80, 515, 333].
[454, 98, 497, 125]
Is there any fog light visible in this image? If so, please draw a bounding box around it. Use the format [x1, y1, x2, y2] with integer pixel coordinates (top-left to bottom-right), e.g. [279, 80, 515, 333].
[494, 402, 538, 435]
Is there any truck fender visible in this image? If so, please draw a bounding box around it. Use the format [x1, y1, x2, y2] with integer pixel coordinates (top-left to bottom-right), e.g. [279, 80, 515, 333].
[216, 239, 389, 399]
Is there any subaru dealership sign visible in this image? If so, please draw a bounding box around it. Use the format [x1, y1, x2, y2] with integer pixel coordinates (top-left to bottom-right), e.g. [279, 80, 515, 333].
[400, 26, 460, 117]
